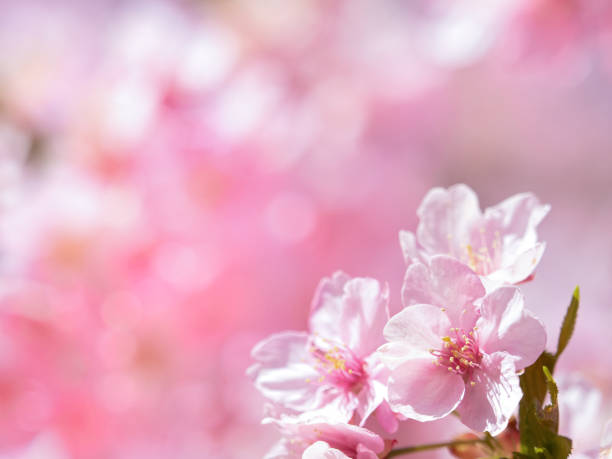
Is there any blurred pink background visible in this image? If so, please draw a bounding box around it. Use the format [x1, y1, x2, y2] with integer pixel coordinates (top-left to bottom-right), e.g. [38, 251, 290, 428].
[0, 0, 611, 457]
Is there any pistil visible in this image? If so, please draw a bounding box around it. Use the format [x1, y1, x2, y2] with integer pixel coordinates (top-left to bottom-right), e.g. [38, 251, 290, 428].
[430, 327, 481, 381]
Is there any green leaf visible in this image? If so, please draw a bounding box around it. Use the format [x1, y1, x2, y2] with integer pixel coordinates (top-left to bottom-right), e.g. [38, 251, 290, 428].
[520, 352, 556, 406]
[516, 287, 579, 459]
[518, 390, 546, 456]
[518, 358, 572, 458]
[540, 366, 560, 434]
[545, 434, 572, 458]
[556, 286, 579, 361]
[542, 367, 558, 407]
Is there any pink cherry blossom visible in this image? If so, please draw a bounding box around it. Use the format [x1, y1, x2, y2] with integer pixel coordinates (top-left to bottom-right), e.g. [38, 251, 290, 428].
[572, 419, 612, 459]
[400, 184, 550, 286]
[379, 256, 546, 435]
[248, 272, 397, 431]
[557, 374, 606, 454]
[263, 411, 385, 459]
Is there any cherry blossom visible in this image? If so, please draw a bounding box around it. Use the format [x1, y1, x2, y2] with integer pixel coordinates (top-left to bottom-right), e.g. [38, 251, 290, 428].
[262, 411, 385, 459]
[399, 184, 550, 286]
[248, 272, 397, 431]
[378, 255, 546, 435]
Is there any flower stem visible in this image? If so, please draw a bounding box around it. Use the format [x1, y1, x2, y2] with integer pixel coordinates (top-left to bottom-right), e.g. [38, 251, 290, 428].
[386, 438, 487, 457]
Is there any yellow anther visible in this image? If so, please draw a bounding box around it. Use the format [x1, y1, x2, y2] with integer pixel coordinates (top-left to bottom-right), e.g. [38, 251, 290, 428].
[323, 350, 346, 371]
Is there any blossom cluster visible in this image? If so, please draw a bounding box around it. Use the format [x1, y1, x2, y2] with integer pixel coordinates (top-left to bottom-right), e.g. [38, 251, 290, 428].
[248, 184, 608, 458]
[1, 1, 612, 457]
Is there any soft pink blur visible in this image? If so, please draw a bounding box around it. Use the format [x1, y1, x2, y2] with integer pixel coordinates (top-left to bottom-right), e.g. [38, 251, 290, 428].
[0, 0, 611, 458]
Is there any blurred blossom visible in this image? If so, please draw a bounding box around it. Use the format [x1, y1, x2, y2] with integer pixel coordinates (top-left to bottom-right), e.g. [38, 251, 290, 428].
[557, 374, 609, 454]
[0, 0, 609, 458]
[389, 0, 523, 67]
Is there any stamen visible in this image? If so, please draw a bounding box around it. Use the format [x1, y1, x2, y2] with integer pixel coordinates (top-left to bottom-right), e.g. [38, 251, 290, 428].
[431, 327, 481, 379]
[308, 339, 366, 391]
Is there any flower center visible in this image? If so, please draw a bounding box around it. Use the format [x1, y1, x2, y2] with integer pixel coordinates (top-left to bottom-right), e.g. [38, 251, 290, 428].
[430, 327, 481, 380]
[448, 228, 502, 275]
[308, 337, 366, 391]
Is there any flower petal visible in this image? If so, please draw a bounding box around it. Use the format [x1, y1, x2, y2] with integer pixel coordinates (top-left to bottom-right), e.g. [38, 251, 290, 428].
[375, 401, 399, 434]
[303, 442, 350, 459]
[416, 184, 481, 255]
[298, 421, 385, 456]
[248, 331, 323, 411]
[309, 271, 351, 338]
[399, 230, 419, 265]
[484, 192, 550, 245]
[355, 444, 380, 459]
[309, 274, 389, 357]
[401, 255, 485, 326]
[381, 304, 451, 364]
[488, 242, 546, 285]
[457, 352, 522, 435]
[477, 287, 546, 370]
[483, 192, 549, 283]
[355, 378, 386, 428]
[387, 358, 465, 421]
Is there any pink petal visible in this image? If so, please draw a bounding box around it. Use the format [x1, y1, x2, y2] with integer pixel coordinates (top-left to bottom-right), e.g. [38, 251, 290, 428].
[416, 184, 481, 255]
[399, 230, 419, 265]
[355, 355, 397, 431]
[299, 422, 385, 456]
[484, 192, 550, 241]
[557, 374, 603, 453]
[309, 274, 389, 357]
[401, 255, 484, 326]
[457, 352, 522, 435]
[488, 242, 546, 285]
[303, 442, 350, 459]
[355, 379, 386, 428]
[483, 192, 549, 283]
[387, 358, 465, 421]
[381, 304, 451, 366]
[248, 331, 323, 411]
[309, 271, 352, 338]
[321, 392, 360, 423]
[375, 401, 399, 434]
[477, 287, 546, 370]
[355, 444, 380, 459]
